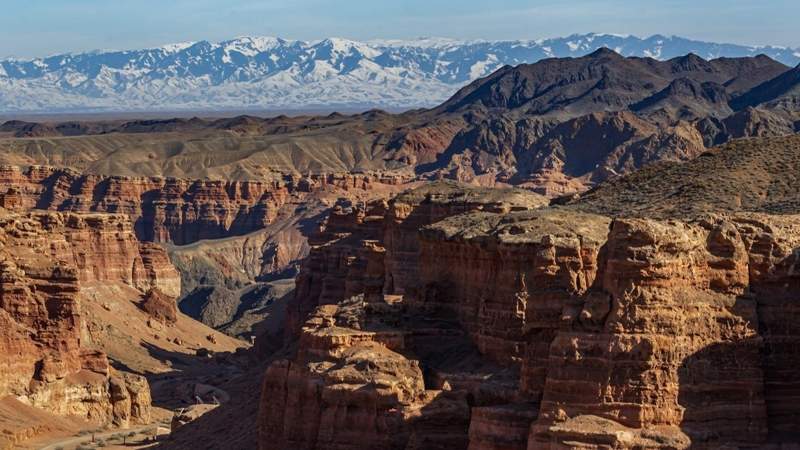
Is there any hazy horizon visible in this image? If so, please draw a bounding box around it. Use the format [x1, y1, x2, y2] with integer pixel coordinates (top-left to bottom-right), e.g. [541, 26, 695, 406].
[1, 0, 799, 59]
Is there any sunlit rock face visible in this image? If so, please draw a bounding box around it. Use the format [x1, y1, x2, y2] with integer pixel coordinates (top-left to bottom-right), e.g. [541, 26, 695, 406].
[260, 180, 800, 449]
[0, 210, 162, 426]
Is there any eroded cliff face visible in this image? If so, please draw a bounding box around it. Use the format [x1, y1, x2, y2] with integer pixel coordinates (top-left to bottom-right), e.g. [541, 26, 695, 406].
[288, 183, 549, 335]
[52, 213, 181, 297]
[0, 165, 411, 245]
[259, 298, 451, 450]
[260, 182, 800, 450]
[528, 216, 756, 449]
[0, 210, 160, 428]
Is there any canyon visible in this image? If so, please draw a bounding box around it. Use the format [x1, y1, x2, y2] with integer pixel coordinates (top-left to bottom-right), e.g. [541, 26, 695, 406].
[0, 50, 799, 450]
[0, 163, 413, 448]
[0, 164, 413, 340]
[0, 197, 247, 448]
[0, 165, 411, 245]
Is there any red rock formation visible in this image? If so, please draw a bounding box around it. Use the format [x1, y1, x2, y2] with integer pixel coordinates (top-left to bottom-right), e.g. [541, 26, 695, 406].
[109, 372, 152, 428]
[135, 242, 182, 297]
[54, 213, 179, 296]
[528, 217, 759, 448]
[0, 165, 413, 245]
[261, 181, 800, 450]
[0, 187, 23, 210]
[417, 210, 610, 367]
[468, 403, 539, 450]
[260, 297, 471, 450]
[140, 288, 179, 324]
[289, 200, 389, 334]
[0, 211, 181, 298]
[289, 183, 548, 335]
[0, 210, 157, 426]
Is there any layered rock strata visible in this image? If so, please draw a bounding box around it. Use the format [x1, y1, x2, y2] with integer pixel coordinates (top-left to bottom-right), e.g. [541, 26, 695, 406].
[289, 182, 549, 333]
[260, 182, 800, 449]
[0, 210, 160, 427]
[0, 165, 411, 245]
[260, 297, 473, 450]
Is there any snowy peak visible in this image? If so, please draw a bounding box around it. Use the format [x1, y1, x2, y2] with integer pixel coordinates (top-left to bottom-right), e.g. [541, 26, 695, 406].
[158, 41, 198, 54]
[0, 33, 798, 112]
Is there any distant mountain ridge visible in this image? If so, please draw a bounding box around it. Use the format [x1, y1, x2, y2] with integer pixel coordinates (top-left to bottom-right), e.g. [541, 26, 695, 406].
[1, 33, 799, 113]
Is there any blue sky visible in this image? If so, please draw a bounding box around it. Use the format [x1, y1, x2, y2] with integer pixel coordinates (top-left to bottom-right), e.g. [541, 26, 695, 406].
[2, 0, 798, 58]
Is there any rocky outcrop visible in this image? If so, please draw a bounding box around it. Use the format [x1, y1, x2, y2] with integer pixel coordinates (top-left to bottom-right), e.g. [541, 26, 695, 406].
[58, 213, 181, 297]
[528, 216, 757, 448]
[171, 403, 220, 434]
[288, 200, 389, 335]
[109, 372, 152, 428]
[0, 210, 160, 426]
[416, 209, 610, 367]
[140, 288, 178, 324]
[260, 297, 472, 450]
[260, 182, 800, 450]
[289, 182, 549, 334]
[137, 242, 182, 297]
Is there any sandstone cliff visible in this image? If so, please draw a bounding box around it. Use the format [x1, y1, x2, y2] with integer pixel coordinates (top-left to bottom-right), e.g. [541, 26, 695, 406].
[166, 174, 415, 336]
[288, 182, 549, 335]
[259, 181, 800, 450]
[0, 210, 165, 431]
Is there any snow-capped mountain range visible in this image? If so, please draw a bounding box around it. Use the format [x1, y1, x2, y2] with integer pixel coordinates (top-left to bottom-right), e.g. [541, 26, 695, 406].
[1, 33, 798, 113]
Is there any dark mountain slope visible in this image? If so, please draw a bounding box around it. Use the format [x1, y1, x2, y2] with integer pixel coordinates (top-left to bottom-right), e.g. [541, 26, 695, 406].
[709, 54, 790, 95]
[437, 50, 790, 118]
[730, 65, 800, 110]
[631, 78, 732, 120]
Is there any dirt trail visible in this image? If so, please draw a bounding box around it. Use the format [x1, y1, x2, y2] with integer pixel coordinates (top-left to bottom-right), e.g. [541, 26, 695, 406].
[37, 425, 167, 450]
